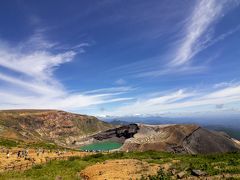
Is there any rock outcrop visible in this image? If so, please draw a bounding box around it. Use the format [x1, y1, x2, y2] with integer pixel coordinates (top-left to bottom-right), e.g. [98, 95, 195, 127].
[92, 124, 139, 143]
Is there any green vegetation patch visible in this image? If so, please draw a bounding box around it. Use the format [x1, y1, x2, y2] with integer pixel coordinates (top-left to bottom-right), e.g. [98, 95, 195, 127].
[80, 141, 122, 151]
[23, 142, 60, 150]
[0, 159, 92, 180]
[141, 169, 172, 180]
[0, 138, 19, 147]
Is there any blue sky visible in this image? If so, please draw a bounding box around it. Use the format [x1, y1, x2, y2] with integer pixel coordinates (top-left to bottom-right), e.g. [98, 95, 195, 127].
[0, 0, 240, 117]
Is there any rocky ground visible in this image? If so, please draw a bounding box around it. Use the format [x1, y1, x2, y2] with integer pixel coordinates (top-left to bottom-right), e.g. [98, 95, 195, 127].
[80, 157, 240, 180]
[0, 147, 92, 172]
[0, 150, 239, 179]
[80, 159, 160, 180]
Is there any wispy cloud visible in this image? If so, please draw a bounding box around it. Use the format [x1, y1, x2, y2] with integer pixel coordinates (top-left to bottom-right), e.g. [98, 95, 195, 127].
[0, 31, 132, 111]
[0, 49, 75, 80]
[0, 72, 63, 97]
[55, 42, 92, 54]
[21, 29, 58, 50]
[83, 86, 133, 95]
[0, 30, 76, 81]
[110, 0, 239, 79]
[107, 82, 240, 116]
[214, 80, 239, 88]
[170, 0, 233, 66]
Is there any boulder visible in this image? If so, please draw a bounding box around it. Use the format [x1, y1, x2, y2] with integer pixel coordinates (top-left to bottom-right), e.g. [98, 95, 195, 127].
[177, 171, 187, 179]
[191, 169, 207, 176]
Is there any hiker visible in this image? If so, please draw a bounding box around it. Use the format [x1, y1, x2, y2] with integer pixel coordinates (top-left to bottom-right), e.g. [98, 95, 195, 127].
[36, 149, 40, 156]
[24, 149, 28, 158]
[26, 149, 29, 156]
[21, 150, 24, 158]
[17, 150, 21, 158]
[6, 150, 10, 159]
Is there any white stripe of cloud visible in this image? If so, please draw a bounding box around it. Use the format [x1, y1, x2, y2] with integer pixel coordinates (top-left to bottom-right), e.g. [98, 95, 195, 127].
[83, 86, 134, 95]
[0, 31, 132, 111]
[170, 0, 225, 66]
[0, 72, 64, 97]
[0, 47, 75, 80]
[103, 1, 239, 78]
[107, 83, 240, 116]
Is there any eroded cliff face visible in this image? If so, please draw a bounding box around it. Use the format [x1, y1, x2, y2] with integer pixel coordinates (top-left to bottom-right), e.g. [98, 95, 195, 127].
[120, 124, 240, 154]
[0, 110, 113, 146]
[79, 123, 240, 154]
[92, 124, 139, 143]
[183, 128, 240, 154]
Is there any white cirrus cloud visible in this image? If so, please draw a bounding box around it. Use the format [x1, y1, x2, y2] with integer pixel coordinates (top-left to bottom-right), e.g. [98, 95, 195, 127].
[107, 83, 240, 116]
[170, 0, 232, 66]
[0, 46, 76, 80]
[0, 31, 132, 111]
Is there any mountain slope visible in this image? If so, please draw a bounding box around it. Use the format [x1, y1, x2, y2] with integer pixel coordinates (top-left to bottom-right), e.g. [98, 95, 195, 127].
[0, 110, 113, 147]
[120, 124, 240, 154]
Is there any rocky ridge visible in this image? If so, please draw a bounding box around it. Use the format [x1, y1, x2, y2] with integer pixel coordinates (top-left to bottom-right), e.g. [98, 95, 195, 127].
[120, 124, 240, 153]
[0, 110, 113, 147]
[0, 110, 239, 154]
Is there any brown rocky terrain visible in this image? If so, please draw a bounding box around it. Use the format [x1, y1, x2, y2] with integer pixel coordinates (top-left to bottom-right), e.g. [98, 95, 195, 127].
[120, 124, 240, 154]
[80, 159, 160, 180]
[0, 110, 113, 147]
[0, 110, 239, 154]
[80, 158, 240, 180]
[0, 147, 92, 172]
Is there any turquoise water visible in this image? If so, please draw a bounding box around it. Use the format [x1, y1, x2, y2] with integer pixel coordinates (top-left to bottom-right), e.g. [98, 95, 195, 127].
[80, 141, 122, 151]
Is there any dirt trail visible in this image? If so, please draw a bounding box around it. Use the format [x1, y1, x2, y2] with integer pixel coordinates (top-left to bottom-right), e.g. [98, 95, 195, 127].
[0, 147, 92, 172]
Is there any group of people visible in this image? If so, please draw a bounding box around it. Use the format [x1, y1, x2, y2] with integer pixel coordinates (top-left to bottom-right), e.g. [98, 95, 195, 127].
[36, 148, 66, 156]
[17, 149, 29, 158]
[1, 148, 29, 159]
[81, 149, 109, 153]
[0, 147, 70, 160]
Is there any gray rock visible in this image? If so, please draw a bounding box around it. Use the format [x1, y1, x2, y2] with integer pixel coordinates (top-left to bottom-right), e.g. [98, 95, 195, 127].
[171, 169, 177, 175]
[177, 171, 186, 179]
[191, 169, 207, 176]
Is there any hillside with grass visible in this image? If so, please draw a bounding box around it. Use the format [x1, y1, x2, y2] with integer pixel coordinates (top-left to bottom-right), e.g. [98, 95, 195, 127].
[0, 110, 239, 179]
[0, 110, 113, 148]
[0, 151, 239, 179]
